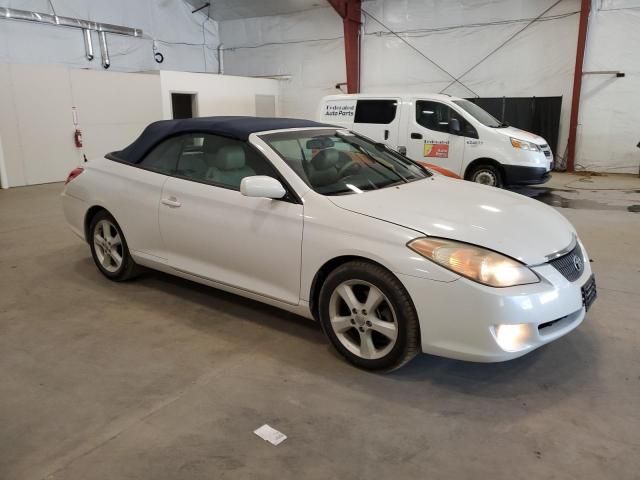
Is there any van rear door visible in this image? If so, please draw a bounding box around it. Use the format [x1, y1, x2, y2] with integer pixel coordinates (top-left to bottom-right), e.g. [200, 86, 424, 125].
[351, 98, 401, 148]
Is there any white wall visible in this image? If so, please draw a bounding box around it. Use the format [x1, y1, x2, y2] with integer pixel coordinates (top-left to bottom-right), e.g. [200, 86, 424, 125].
[0, 63, 162, 187]
[159, 70, 280, 119]
[0, 0, 220, 74]
[69, 69, 162, 161]
[0, 65, 281, 187]
[220, 6, 345, 118]
[575, 0, 640, 173]
[219, 0, 640, 174]
[220, 1, 579, 158]
[361, 0, 580, 166]
[0, 63, 78, 186]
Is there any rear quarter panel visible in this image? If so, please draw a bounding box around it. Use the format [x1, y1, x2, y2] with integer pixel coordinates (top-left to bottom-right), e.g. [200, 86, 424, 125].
[66, 158, 168, 260]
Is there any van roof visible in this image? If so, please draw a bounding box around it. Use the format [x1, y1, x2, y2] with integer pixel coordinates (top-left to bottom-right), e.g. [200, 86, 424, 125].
[322, 93, 462, 102]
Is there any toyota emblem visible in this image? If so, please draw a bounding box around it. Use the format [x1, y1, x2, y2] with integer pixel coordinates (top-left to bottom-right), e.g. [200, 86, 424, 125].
[572, 254, 583, 272]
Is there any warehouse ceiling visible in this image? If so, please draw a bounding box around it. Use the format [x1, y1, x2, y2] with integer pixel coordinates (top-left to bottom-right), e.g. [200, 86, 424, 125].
[184, 0, 328, 20]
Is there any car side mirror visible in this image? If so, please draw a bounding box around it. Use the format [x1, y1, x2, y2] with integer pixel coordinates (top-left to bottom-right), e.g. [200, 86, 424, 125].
[449, 118, 461, 135]
[240, 176, 287, 199]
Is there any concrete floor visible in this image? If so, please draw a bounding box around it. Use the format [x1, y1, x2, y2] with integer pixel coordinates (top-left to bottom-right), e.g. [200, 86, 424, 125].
[1, 173, 639, 480]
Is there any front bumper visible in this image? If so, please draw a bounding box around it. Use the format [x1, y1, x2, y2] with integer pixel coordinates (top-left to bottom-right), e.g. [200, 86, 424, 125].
[398, 258, 593, 362]
[503, 165, 551, 186]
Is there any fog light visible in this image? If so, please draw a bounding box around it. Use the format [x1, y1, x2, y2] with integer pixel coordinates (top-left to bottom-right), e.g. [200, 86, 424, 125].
[494, 324, 530, 352]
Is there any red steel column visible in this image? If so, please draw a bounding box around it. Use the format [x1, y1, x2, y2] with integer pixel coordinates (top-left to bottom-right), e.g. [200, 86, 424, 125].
[328, 0, 362, 93]
[566, 0, 590, 172]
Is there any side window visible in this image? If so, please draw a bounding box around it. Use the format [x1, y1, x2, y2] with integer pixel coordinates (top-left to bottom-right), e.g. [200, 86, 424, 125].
[416, 100, 453, 133]
[175, 133, 279, 190]
[139, 136, 184, 174]
[354, 100, 397, 124]
[416, 100, 477, 138]
[462, 119, 478, 139]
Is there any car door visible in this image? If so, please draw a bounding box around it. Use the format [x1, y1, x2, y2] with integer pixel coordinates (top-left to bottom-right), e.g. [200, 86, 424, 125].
[158, 133, 304, 305]
[352, 99, 401, 148]
[406, 99, 466, 175]
[109, 135, 183, 261]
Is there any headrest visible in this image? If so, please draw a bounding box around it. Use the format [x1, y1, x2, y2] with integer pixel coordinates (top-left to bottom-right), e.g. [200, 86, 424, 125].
[203, 136, 224, 154]
[215, 145, 246, 170]
[312, 149, 339, 170]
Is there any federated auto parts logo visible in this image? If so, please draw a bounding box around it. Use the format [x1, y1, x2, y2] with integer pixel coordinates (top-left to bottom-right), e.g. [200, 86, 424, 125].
[324, 104, 355, 117]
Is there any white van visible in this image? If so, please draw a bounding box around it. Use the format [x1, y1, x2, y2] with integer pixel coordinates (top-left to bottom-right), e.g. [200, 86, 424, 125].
[318, 94, 554, 187]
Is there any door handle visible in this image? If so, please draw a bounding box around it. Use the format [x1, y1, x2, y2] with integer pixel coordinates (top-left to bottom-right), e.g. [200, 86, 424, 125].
[161, 196, 181, 208]
[410, 132, 423, 139]
[384, 129, 389, 140]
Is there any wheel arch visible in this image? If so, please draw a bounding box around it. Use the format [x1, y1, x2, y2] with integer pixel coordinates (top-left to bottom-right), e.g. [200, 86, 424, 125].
[464, 157, 505, 181]
[84, 205, 109, 242]
[309, 255, 405, 321]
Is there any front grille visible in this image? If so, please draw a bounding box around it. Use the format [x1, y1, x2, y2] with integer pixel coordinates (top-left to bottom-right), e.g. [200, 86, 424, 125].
[543, 150, 551, 158]
[549, 242, 585, 282]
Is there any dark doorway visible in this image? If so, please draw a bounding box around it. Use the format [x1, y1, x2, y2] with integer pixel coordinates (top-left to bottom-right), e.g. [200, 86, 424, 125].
[171, 93, 196, 119]
[467, 96, 562, 154]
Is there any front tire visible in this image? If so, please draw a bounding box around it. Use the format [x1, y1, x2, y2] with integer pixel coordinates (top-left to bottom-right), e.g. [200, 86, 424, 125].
[318, 261, 420, 371]
[468, 164, 503, 188]
[89, 210, 138, 281]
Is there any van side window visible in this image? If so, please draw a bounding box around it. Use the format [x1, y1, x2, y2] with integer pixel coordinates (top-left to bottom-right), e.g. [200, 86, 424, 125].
[416, 100, 453, 133]
[354, 100, 397, 124]
[416, 100, 477, 138]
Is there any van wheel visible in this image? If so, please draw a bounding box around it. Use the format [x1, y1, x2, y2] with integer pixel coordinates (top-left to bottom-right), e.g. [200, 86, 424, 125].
[468, 164, 503, 188]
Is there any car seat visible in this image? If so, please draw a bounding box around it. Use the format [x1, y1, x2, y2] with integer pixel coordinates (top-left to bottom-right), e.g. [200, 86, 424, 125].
[206, 145, 255, 188]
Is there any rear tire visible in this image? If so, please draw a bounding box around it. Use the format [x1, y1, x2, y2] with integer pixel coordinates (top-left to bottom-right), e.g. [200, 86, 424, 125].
[318, 261, 420, 372]
[89, 210, 138, 281]
[468, 164, 503, 188]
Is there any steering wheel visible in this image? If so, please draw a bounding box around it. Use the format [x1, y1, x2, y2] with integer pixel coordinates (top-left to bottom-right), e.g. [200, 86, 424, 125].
[337, 160, 362, 178]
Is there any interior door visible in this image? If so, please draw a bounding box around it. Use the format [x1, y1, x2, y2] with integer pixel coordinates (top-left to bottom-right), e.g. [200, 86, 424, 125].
[352, 99, 401, 148]
[158, 134, 304, 305]
[406, 99, 465, 175]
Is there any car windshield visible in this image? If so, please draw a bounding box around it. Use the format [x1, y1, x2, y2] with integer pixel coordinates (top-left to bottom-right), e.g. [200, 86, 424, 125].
[452, 99, 505, 128]
[260, 129, 430, 195]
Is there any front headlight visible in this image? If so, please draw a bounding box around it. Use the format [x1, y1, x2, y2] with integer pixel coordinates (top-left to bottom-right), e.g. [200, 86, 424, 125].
[407, 237, 540, 287]
[510, 137, 540, 152]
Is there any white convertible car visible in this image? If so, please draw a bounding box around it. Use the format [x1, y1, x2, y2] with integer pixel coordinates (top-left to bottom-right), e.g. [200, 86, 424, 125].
[62, 117, 596, 371]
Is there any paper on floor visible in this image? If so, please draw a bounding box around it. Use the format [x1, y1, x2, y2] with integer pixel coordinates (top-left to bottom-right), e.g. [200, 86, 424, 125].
[253, 424, 287, 446]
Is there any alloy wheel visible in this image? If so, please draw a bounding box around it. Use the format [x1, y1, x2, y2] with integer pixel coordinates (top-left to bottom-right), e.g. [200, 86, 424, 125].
[328, 280, 398, 360]
[93, 219, 123, 273]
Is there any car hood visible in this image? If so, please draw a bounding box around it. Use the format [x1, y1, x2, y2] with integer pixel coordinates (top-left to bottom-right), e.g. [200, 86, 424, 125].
[492, 126, 548, 145]
[328, 176, 575, 266]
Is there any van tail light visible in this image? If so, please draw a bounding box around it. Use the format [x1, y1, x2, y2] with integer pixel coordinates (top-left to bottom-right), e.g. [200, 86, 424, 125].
[65, 167, 84, 184]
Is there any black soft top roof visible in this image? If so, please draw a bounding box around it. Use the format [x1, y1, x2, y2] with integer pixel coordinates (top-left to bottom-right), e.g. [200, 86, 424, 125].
[114, 116, 332, 164]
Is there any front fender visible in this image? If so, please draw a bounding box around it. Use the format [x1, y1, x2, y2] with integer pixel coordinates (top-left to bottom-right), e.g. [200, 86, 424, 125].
[300, 195, 459, 302]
